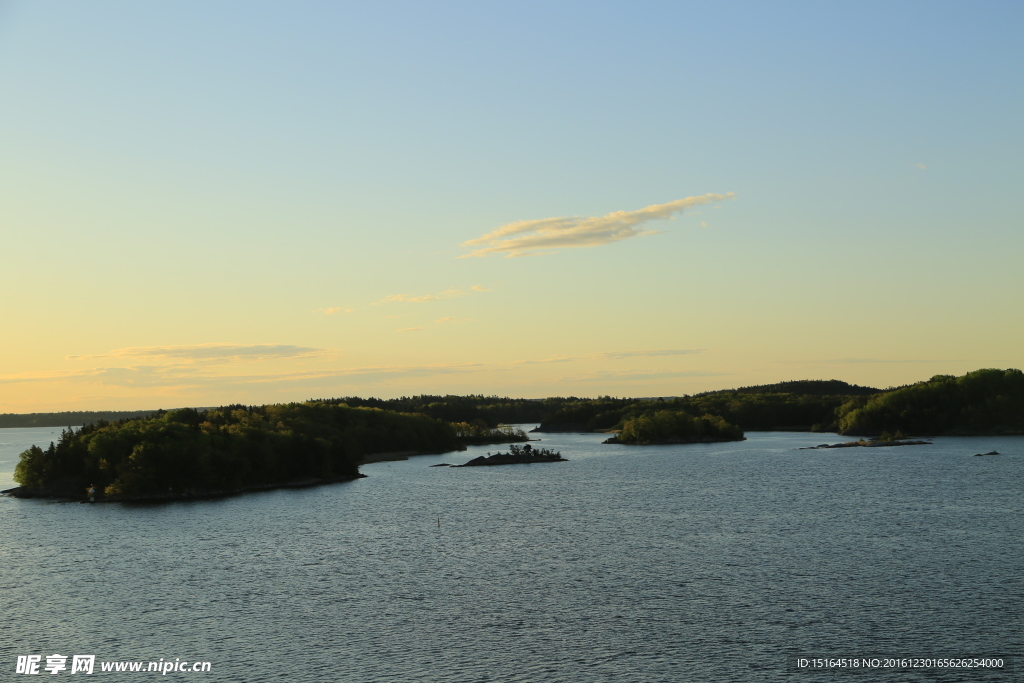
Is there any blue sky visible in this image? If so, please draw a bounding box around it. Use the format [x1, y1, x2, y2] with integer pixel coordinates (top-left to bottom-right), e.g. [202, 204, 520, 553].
[1, 1, 1021, 410]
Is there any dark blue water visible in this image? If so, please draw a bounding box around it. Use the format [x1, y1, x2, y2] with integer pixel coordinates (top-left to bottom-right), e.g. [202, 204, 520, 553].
[1, 429, 1020, 681]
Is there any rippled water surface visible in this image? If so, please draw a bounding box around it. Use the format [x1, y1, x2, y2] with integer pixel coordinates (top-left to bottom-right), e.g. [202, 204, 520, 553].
[1, 429, 1021, 681]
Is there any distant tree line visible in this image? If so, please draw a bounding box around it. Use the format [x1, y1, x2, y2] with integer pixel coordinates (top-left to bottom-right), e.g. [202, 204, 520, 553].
[0, 410, 164, 429]
[308, 395, 562, 426]
[2, 383, 879, 434]
[719, 379, 881, 396]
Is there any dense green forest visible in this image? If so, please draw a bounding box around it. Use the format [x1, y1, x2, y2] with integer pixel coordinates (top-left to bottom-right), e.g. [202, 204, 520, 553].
[612, 411, 744, 445]
[838, 368, 1024, 435]
[12, 403, 460, 500]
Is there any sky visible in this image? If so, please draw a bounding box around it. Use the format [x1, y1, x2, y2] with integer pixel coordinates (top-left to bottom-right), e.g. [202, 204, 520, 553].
[1, 0, 1021, 412]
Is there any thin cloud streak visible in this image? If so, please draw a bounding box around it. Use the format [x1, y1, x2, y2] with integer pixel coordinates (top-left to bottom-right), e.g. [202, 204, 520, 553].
[599, 349, 703, 360]
[460, 193, 734, 258]
[9, 347, 713, 395]
[0, 362, 484, 389]
[511, 356, 578, 366]
[67, 344, 325, 362]
[376, 288, 467, 304]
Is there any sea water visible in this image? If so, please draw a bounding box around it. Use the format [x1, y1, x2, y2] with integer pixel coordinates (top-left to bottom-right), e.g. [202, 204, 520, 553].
[1, 429, 1020, 681]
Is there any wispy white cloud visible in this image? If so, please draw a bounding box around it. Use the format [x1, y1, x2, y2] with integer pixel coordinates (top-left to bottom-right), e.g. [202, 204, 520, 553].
[598, 349, 703, 360]
[511, 355, 578, 366]
[396, 327, 425, 333]
[0, 362, 483, 389]
[376, 284, 492, 309]
[315, 307, 355, 315]
[0, 365, 212, 388]
[915, 163, 927, 169]
[460, 193, 734, 258]
[376, 288, 466, 304]
[67, 344, 325, 362]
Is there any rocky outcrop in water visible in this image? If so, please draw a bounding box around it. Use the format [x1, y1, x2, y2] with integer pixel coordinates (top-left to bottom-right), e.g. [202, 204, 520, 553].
[799, 439, 932, 450]
[453, 444, 566, 467]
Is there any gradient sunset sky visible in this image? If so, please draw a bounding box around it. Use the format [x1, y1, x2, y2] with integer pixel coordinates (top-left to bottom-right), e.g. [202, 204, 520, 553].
[1, 1, 1021, 412]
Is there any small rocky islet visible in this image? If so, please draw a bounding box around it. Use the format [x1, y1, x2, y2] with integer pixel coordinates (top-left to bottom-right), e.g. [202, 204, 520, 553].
[451, 444, 567, 467]
[800, 439, 932, 450]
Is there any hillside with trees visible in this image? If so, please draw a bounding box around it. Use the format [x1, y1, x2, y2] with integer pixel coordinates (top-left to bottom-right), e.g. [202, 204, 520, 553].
[536, 380, 880, 433]
[837, 368, 1024, 436]
[725, 380, 880, 396]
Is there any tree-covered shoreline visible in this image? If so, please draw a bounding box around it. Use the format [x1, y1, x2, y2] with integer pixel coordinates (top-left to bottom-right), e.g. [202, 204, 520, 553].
[9, 403, 461, 501]
[5, 371, 1018, 442]
[6, 369, 1020, 502]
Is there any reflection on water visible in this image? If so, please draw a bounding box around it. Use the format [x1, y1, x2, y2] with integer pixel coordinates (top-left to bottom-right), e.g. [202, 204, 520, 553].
[1, 430, 1020, 681]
